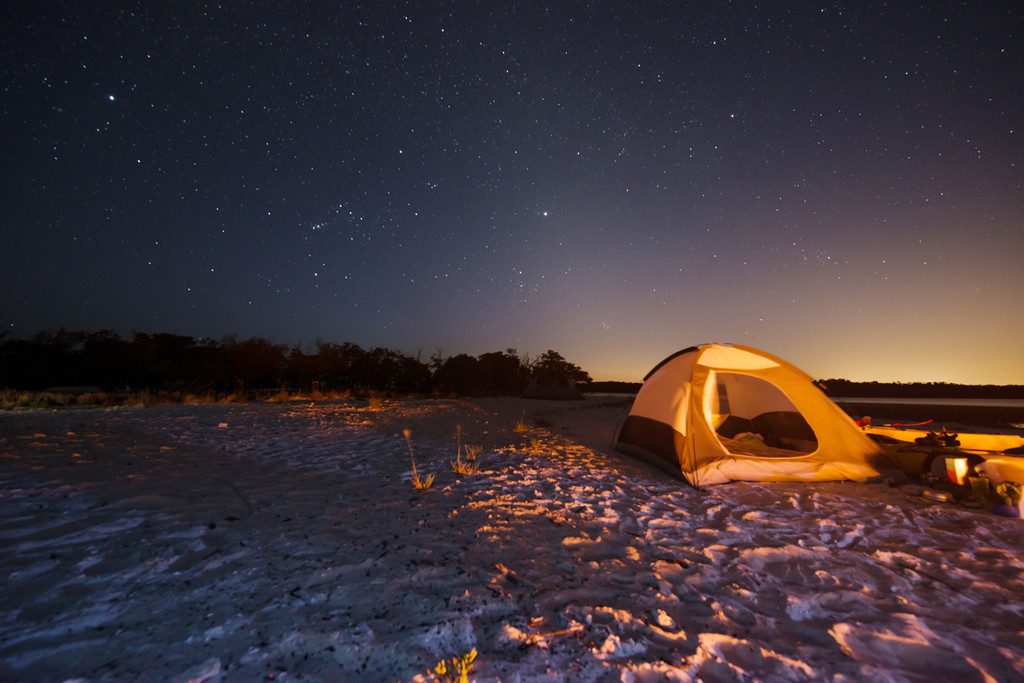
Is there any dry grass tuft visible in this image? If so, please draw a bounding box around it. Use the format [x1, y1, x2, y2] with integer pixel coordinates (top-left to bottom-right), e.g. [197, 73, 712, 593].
[513, 413, 529, 433]
[403, 429, 435, 490]
[450, 449, 480, 476]
[434, 648, 477, 683]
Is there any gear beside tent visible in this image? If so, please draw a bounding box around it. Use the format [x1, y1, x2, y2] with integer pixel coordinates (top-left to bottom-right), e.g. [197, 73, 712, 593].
[614, 343, 893, 486]
[521, 369, 585, 400]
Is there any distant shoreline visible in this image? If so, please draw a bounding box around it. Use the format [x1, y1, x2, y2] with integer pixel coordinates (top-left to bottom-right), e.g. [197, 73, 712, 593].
[583, 390, 1024, 430]
[834, 400, 1024, 430]
[835, 397, 1024, 408]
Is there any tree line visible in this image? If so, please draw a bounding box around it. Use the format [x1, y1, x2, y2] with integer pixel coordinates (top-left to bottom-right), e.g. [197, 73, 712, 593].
[0, 329, 592, 396]
[819, 378, 1024, 399]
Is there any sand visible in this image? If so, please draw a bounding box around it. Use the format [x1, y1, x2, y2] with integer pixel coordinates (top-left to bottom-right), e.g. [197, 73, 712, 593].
[2, 396, 1023, 682]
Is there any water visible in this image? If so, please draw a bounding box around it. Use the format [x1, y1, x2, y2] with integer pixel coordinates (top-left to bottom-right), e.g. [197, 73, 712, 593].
[834, 397, 1024, 409]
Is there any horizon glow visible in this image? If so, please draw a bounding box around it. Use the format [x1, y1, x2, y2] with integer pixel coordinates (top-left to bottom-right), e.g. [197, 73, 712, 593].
[3, 4, 1022, 385]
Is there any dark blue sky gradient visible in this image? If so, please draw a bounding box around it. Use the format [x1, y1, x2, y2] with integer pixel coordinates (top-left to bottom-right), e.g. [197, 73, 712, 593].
[3, 2, 1022, 382]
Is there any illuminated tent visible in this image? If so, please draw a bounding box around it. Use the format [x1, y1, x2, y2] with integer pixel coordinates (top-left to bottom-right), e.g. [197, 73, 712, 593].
[521, 370, 584, 400]
[614, 343, 891, 486]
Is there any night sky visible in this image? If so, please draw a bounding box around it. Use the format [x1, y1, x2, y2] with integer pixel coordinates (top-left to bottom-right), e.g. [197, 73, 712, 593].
[3, 2, 1022, 384]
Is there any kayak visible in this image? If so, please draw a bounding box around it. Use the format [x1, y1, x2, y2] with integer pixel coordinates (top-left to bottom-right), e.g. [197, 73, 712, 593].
[865, 425, 1024, 485]
[864, 425, 1024, 455]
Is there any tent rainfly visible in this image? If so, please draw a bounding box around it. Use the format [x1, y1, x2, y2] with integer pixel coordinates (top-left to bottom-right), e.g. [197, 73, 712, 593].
[614, 343, 891, 486]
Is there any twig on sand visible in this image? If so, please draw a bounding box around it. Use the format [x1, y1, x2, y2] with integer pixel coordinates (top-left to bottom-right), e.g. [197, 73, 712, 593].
[524, 624, 586, 645]
[529, 625, 585, 643]
[892, 559, 962, 592]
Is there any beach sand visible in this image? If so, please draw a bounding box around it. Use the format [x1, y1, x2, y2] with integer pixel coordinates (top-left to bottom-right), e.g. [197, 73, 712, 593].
[2, 396, 1023, 681]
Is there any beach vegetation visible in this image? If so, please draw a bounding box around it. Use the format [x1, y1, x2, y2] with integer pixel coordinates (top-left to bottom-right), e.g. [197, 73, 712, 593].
[528, 349, 592, 384]
[450, 456, 479, 476]
[433, 648, 477, 683]
[403, 429, 435, 490]
[0, 328, 602, 402]
[450, 449, 480, 476]
[432, 348, 529, 396]
[1, 390, 64, 409]
[449, 425, 481, 476]
[8, 327, 1024, 411]
[412, 471, 435, 490]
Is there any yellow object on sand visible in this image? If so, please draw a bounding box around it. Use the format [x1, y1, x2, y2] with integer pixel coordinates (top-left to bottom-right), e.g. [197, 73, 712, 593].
[864, 426, 1024, 455]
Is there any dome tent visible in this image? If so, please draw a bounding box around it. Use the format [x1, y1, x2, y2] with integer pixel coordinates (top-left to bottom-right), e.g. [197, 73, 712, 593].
[614, 343, 891, 486]
[521, 369, 584, 400]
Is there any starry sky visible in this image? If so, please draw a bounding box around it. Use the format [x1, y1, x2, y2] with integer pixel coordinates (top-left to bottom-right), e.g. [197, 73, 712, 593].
[3, 2, 1022, 384]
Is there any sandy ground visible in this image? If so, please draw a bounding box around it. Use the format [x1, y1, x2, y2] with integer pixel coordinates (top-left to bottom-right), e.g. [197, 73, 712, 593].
[1, 396, 1023, 682]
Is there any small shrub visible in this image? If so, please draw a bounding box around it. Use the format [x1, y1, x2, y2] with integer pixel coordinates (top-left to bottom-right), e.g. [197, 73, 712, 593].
[449, 425, 482, 476]
[19, 393, 41, 408]
[450, 451, 480, 476]
[413, 471, 435, 490]
[137, 390, 163, 407]
[513, 414, 529, 433]
[434, 649, 477, 683]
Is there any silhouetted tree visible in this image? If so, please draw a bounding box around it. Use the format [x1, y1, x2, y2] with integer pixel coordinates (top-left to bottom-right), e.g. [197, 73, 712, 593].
[222, 336, 289, 389]
[0, 331, 611, 400]
[432, 353, 482, 395]
[0, 333, 70, 388]
[529, 350, 592, 384]
[81, 330, 131, 388]
[477, 349, 529, 395]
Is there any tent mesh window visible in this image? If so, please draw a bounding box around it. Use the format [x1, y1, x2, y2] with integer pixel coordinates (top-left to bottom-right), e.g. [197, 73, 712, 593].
[712, 373, 818, 454]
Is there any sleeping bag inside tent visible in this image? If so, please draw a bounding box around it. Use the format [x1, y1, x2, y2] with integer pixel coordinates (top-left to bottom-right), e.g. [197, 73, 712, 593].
[614, 343, 891, 486]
